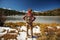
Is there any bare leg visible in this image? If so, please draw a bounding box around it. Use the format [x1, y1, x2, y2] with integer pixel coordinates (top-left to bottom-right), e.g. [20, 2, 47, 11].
[31, 26, 33, 40]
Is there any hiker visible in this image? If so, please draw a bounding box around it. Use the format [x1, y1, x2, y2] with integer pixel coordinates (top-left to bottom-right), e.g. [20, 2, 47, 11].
[23, 9, 36, 27]
[23, 9, 36, 36]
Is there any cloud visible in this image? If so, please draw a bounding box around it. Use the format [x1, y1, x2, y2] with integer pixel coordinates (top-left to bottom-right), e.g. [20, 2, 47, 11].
[8, 8, 11, 10]
[33, 10, 40, 12]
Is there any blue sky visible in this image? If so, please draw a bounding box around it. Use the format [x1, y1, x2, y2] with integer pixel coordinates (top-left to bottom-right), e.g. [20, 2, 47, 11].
[0, 0, 60, 11]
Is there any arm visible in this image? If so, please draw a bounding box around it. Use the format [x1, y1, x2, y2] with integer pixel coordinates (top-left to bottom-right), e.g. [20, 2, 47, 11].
[32, 17, 36, 21]
[23, 15, 26, 20]
[31, 15, 36, 22]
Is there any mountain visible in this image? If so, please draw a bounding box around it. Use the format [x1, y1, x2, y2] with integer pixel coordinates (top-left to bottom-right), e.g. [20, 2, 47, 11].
[43, 8, 60, 16]
[0, 8, 60, 16]
[0, 8, 25, 16]
[33, 8, 60, 16]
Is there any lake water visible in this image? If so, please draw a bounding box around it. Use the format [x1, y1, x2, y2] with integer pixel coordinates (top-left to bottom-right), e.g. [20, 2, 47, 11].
[5, 16, 60, 23]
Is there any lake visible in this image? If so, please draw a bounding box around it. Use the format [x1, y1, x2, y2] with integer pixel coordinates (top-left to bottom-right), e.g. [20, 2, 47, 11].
[5, 16, 60, 23]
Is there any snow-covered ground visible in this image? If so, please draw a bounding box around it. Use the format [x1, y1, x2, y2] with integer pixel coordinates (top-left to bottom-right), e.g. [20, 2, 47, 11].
[0, 25, 60, 40]
[0, 27, 10, 37]
[0, 26, 41, 40]
[17, 25, 41, 40]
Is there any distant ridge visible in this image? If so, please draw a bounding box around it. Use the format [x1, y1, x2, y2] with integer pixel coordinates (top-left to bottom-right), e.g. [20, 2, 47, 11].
[0, 8, 60, 16]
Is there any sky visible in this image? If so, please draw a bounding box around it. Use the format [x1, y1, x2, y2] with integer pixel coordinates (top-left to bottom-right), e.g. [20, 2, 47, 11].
[0, 0, 60, 11]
